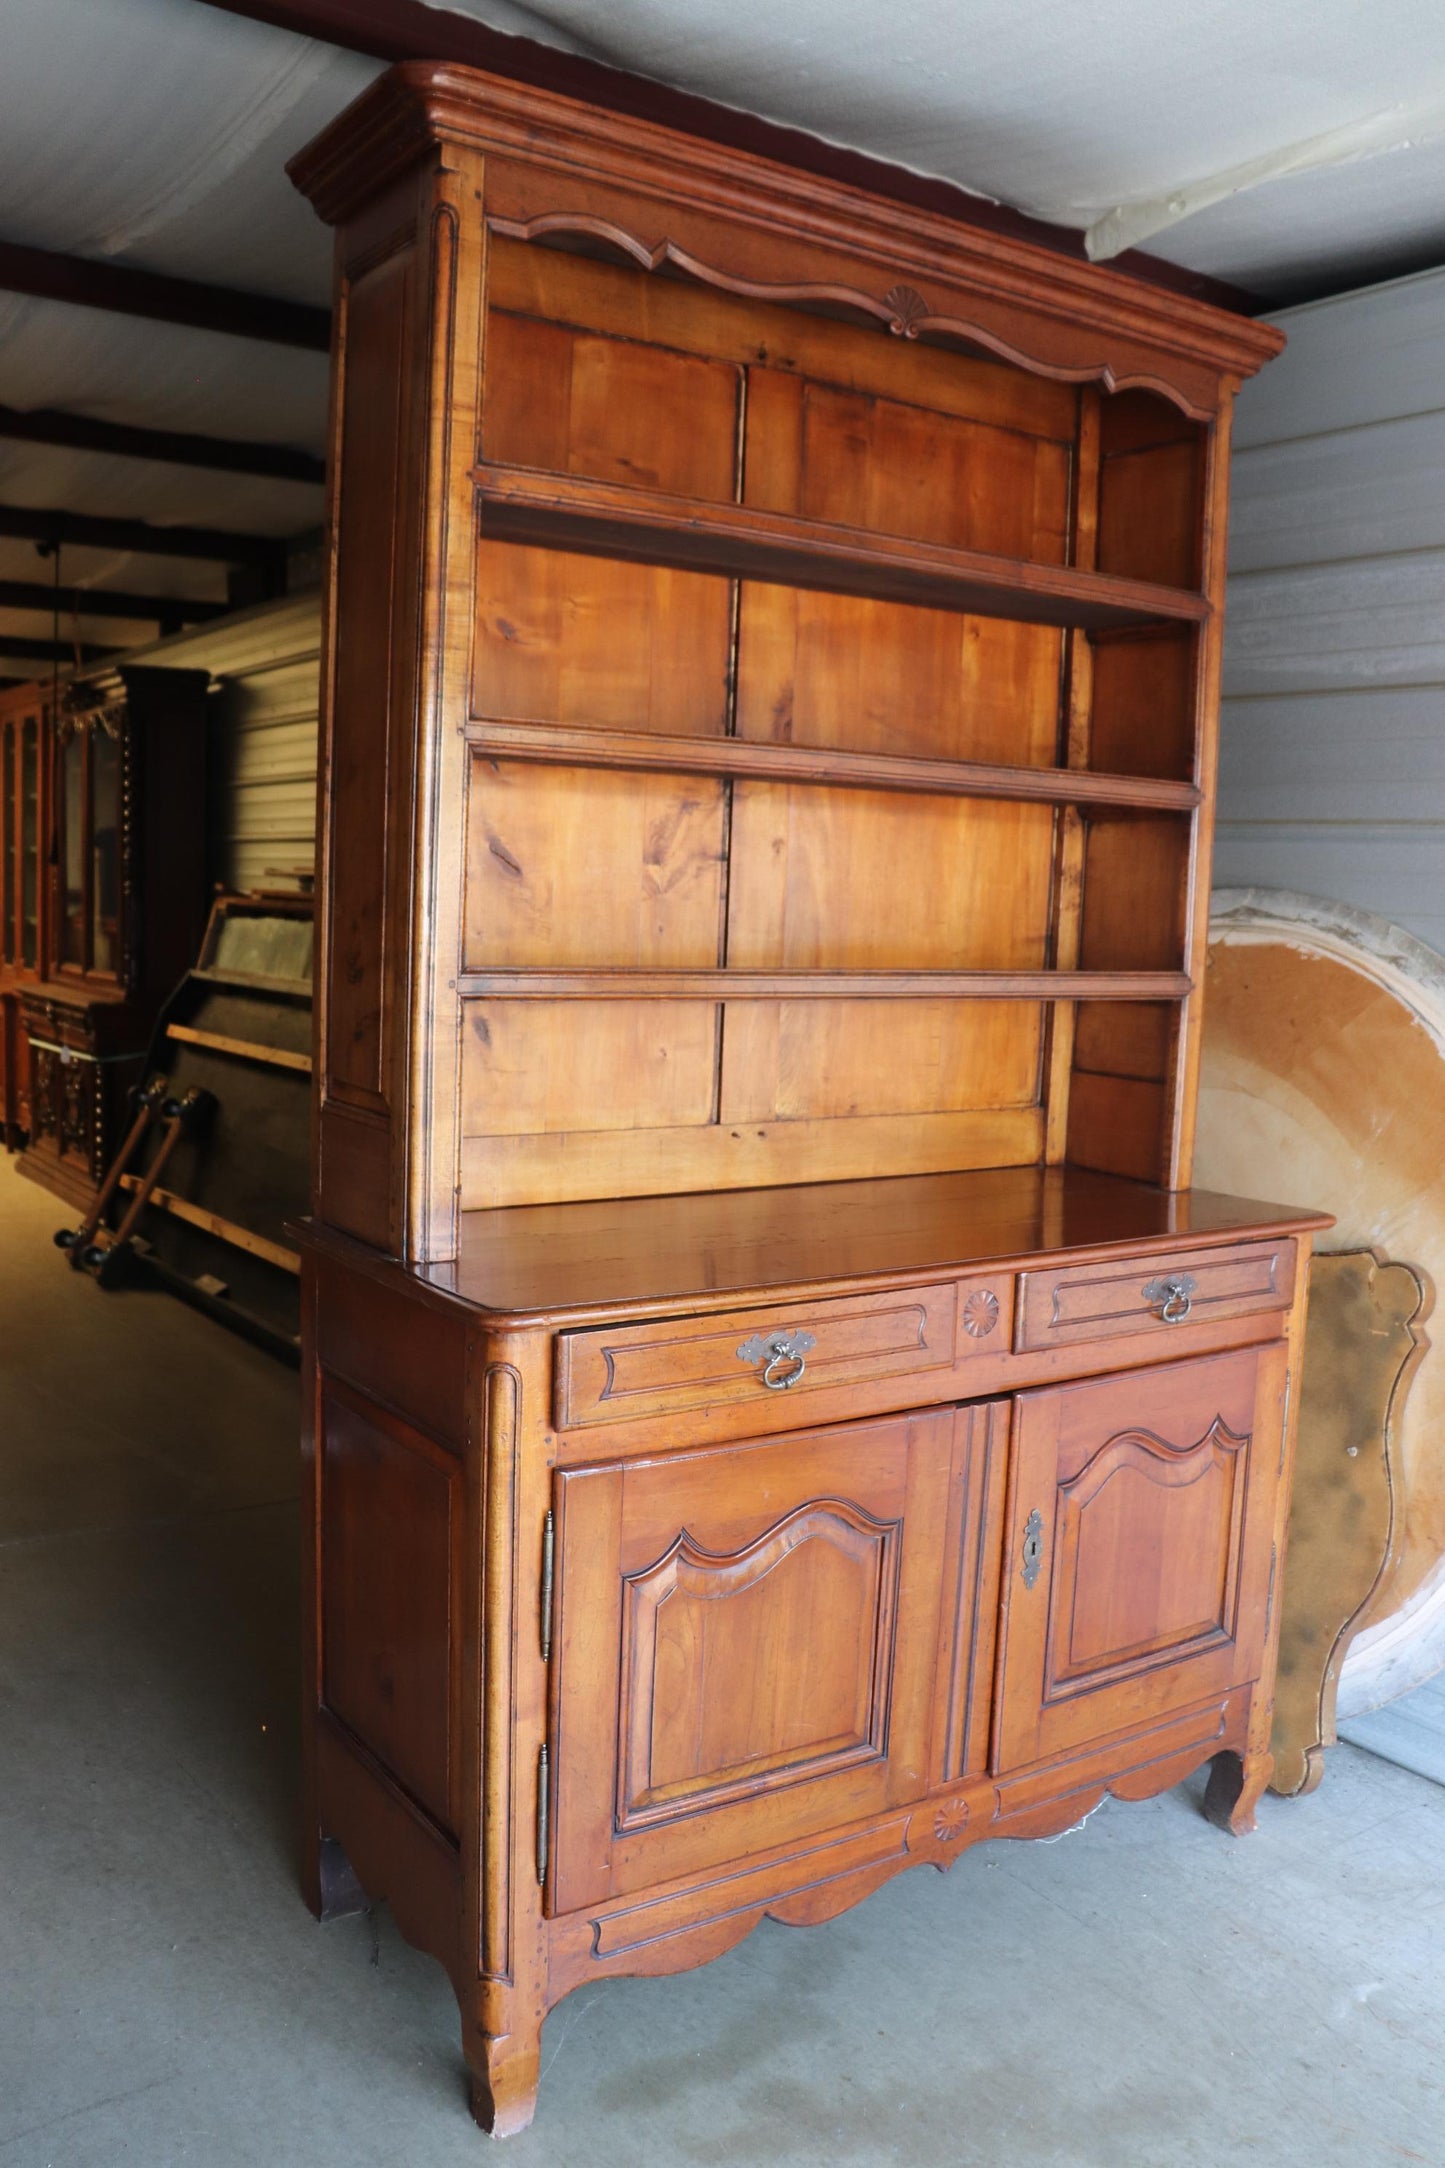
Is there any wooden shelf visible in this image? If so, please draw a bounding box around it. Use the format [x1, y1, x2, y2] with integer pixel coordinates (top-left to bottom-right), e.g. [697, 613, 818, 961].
[473, 463, 1212, 632]
[465, 719, 1202, 813]
[456, 970, 1193, 1001]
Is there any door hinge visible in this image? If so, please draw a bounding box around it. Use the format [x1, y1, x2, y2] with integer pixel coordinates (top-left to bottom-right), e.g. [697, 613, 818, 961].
[536, 1742, 550, 1887]
[1279, 1370, 1293, 1475]
[540, 1507, 554, 1665]
[1263, 1543, 1278, 1639]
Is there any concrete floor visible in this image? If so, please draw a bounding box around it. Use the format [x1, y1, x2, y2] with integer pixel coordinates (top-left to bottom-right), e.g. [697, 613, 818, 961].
[2, 1165, 1443, 2168]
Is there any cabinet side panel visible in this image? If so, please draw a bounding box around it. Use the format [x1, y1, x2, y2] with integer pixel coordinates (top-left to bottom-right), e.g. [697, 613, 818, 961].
[318, 1377, 462, 1836]
[316, 228, 416, 1245]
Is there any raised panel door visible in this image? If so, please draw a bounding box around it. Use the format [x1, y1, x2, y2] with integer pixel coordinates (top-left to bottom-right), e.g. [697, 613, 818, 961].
[550, 1406, 991, 1912]
[993, 1344, 1288, 1771]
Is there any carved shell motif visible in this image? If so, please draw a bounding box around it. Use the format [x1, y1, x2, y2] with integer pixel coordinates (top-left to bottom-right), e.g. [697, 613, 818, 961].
[883, 283, 929, 337]
[963, 1289, 1001, 1340]
[933, 1794, 970, 1843]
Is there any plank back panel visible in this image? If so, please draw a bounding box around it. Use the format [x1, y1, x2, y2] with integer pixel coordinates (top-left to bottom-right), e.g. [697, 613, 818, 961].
[472, 546, 734, 735]
[462, 759, 728, 969]
[725, 786, 1056, 970]
[484, 237, 1081, 443]
[444, 245, 1223, 1210]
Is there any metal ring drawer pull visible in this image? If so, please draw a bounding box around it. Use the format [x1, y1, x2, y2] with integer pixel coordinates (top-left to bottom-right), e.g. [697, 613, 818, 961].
[737, 1328, 817, 1390]
[1142, 1272, 1197, 1324]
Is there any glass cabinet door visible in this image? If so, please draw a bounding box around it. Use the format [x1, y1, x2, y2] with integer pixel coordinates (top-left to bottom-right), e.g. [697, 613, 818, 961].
[52, 709, 125, 984]
[2, 722, 14, 967]
[21, 717, 38, 972]
[90, 724, 121, 976]
[59, 724, 86, 969]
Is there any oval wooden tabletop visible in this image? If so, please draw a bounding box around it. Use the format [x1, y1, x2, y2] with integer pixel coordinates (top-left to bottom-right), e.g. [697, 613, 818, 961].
[1198, 890, 1445, 1709]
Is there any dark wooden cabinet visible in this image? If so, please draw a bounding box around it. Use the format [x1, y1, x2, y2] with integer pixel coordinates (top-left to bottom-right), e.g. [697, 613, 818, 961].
[0, 679, 49, 1146]
[0, 665, 209, 1206]
[289, 62, 1328, 2139]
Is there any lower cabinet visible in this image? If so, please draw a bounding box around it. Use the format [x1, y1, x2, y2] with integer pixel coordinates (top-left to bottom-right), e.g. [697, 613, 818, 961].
[549, 1343, 1289, 1919]
[550, 1406, 995, 1910]
[994, 1343, 1289, 1771]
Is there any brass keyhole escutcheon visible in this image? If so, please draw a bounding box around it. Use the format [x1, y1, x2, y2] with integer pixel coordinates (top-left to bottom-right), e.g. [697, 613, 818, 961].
[1021, 1508, 1045, 1590]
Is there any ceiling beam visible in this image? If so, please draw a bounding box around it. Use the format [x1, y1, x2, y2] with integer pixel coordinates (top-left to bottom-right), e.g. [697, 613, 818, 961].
[194, 0, 1260, 314]
[0, 404, 325, 485]
[0, 634, 119, 666]
[0, 505, 285, 567]
[0, 238, 331, 350]
[0, 578, 227, 625]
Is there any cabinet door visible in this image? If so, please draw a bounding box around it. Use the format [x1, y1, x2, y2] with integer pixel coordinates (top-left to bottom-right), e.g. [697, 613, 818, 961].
[994, 1344, 1288, 1771]
[550, 1407, 979, 1912]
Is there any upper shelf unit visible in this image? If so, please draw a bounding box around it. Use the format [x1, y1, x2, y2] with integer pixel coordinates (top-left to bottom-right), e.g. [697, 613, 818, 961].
[472, 463, 1211, 635]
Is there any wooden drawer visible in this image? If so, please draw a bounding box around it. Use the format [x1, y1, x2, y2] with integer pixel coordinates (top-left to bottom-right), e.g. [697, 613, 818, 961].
[555, 1277, 1009, 1430]
[1015, 1239, 1294, 1352]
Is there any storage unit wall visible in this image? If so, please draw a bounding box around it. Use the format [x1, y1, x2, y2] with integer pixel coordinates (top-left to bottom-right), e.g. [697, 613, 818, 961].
[1218, 264, 1445, 951]
[289, 63, 1326, 2139]
[102, 592, 322, 896]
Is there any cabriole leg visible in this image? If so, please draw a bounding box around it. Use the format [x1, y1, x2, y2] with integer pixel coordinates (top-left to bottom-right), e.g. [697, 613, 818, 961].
[1203, 1747, 1274, 1836]
[466, 2024, 542, 2140]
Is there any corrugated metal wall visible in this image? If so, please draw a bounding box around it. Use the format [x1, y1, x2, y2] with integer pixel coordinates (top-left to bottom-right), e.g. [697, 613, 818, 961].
[126, 591, 320, 894]
[1218, 266, 1445, 952]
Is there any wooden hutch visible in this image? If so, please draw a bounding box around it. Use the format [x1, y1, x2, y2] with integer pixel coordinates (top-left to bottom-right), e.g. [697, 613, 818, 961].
[290, 64, 1328, 2137]
[0, 664, 209, 1206]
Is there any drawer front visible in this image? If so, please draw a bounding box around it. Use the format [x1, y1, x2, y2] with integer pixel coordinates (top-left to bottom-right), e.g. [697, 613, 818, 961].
[555, 1278, 1008, 1430]
[1016, 1239, 1294, 1353]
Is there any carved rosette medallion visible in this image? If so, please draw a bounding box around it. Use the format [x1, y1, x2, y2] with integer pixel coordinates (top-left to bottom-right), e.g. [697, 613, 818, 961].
[933, 1794, 970, 1843]
[963, 1289, 1001, 1339]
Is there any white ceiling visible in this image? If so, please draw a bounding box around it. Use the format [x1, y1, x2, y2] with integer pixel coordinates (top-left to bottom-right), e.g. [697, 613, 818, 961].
[2, 0, 1445, 663]
[456, 0, 1445, 299]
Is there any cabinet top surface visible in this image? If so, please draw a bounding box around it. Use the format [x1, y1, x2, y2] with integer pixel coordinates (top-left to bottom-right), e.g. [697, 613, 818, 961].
[321, 1167, 1329, 1325]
